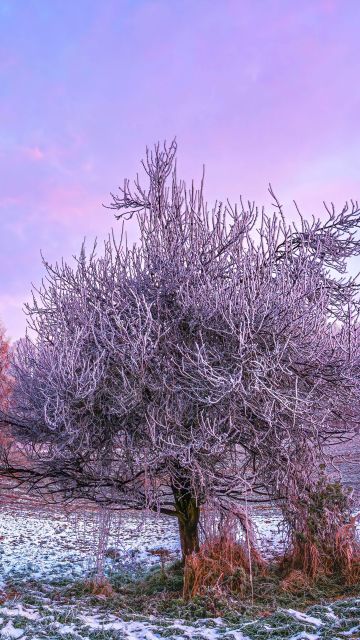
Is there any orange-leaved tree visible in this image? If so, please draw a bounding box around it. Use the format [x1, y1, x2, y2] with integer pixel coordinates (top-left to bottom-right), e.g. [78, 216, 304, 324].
[0, 324, 11, 441]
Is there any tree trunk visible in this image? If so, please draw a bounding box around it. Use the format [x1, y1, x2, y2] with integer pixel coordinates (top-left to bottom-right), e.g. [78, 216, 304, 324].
[172, 483, 200, 561]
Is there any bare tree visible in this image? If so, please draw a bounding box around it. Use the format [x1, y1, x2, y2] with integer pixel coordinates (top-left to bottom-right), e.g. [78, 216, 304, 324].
[2, 141, 360, 561]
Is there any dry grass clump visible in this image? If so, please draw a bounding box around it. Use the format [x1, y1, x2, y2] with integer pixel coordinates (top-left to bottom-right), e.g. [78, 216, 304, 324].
[84, 576, 115, 598]
[334, 515, 360, 585]
[0, 587, 20, 605]
[282, 477, 360, 586]
[279, 569, 311, 594]
[283, 539, 323, 580]
[183, 531, 266, 599]
[285, 517, 360, 586]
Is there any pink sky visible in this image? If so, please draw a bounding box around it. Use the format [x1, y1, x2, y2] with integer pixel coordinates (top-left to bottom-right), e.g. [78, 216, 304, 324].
[1, 0, 360, 340]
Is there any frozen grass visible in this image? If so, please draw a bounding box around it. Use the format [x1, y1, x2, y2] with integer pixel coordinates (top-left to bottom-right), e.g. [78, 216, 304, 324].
[0, 505, 359, 639]
[0, 590, 359, 639]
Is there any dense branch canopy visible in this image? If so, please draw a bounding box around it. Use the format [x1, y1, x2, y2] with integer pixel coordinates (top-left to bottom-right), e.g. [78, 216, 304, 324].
[2, 140, 360, 514]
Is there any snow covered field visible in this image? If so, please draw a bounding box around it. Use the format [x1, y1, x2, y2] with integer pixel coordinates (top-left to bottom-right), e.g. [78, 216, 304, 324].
[0, 505, 180, 586]
[0, 504, 359, 639]
[0, 505, 285, 586]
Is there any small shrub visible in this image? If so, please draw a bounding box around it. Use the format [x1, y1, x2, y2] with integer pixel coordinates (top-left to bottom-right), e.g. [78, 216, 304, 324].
[282, 475, 360, 584]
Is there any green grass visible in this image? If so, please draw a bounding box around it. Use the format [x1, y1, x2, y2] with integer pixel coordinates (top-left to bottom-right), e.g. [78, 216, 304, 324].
[0, 584, 359, 639]
[42, 560, 357, 625]
[1, 561, 359, 640]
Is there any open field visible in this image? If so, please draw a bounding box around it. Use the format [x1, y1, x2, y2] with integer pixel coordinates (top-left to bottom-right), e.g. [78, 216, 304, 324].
[0, 438, 360, 640]
[0, 437, 358, 640]
[0, 496, 359, 639]
[329, 433, 360, 503]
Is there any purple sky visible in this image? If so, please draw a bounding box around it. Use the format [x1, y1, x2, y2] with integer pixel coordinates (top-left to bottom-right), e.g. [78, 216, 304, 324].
[1, 0, 360, 340]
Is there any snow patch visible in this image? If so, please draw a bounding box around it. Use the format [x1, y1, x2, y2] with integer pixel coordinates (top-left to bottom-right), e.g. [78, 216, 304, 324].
[285, 608, 323, 627]
[0, 621, 25, 639]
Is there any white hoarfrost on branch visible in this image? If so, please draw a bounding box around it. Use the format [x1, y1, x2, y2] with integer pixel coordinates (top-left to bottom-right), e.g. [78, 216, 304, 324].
[2, 140, 360, 559]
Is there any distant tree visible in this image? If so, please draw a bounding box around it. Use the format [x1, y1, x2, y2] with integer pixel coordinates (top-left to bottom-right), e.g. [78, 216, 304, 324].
[2, 141, 360, 562]
[0, 324, 10, 407]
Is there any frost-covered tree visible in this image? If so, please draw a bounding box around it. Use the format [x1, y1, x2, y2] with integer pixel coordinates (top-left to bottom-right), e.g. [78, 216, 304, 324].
[3, 141, 360, 560]
[0, 323, 10, 417]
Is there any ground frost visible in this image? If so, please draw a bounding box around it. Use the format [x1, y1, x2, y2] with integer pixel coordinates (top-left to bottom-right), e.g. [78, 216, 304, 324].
[0, 600, 358, 640]
[0, 506, 359, 639]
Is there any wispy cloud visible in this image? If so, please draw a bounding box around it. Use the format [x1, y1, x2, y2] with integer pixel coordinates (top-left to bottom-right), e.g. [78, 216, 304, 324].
[22, 146, 44, 161]
[0, 0, 359, 339]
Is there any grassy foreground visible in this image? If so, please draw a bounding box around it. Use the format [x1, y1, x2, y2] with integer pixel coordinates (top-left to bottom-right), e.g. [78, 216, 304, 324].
[1, 562, 359, 639]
